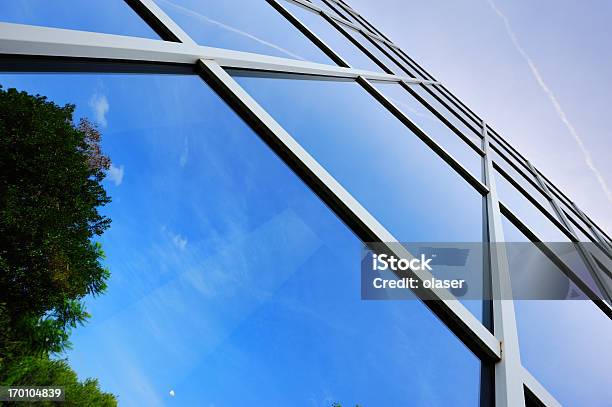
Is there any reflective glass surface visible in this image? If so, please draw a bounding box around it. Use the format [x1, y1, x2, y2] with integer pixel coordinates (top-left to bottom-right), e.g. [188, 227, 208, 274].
[154, 0, 334, 64]
[489, 146, 556, 217]
[495, 167, 568, 242]
[409, 84, 482, 144]
[0, 0, 159, 38]
[350, 31, 409, 74]
[374, 82, 482, 179]
[0, 72, 480, 406]
[236, 74, 484, 319]
[502, 216, 612, 407]
[281, 1, 383, 71]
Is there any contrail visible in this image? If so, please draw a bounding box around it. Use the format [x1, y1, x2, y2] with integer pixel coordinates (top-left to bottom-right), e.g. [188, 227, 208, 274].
[158, 0, 307, 61]
[487, 0, 612, 205]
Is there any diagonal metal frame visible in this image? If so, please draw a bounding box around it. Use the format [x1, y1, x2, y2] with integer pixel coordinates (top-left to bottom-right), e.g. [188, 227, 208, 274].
[0, 0, 604, 405]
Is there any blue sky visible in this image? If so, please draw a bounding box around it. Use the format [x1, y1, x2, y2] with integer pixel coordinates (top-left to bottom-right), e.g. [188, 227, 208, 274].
[350, 0, 612, 235]
[1, 1, 611, 406]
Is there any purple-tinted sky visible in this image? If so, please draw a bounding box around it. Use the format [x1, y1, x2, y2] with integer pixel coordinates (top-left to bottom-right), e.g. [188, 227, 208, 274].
[349, 0, 612, 235]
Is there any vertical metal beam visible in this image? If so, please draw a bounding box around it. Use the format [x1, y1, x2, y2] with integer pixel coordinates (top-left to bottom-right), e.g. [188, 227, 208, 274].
[482, 122, 526, 407]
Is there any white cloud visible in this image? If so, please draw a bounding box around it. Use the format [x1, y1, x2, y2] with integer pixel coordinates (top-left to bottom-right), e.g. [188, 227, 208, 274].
[171, 233, 188, 250]
[89, 93, 109, 127]
[108, 164, 124, 186]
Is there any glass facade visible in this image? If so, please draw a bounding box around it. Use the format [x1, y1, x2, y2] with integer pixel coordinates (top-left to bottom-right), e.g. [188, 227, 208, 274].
[1, 0, 610, 406]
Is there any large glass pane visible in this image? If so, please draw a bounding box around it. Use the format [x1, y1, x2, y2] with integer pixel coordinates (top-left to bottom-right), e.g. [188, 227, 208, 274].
[489, 146, 555, 218]
[281, 1, 383, 72]
[374, 81, 482, 179]
[350, 30, 409, 75]
[0, 73, 480, 406]
[502, 216, 612, 407]
[0, 0, 159, 38]
[410, 84, 482, 144]
[236, 74, 483, 243]
[235, 74, 484, 320]
[153, 0, 334, 64]
[495, 167, 568, 243]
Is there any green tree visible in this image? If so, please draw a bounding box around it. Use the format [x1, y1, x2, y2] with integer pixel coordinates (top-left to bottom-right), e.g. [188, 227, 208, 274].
[0, 85, 115, 404]
[3, 356, 116, 406]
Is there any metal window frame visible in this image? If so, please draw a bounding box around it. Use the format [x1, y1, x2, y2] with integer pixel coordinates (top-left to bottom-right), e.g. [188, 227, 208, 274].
[1, 0, 607, 405]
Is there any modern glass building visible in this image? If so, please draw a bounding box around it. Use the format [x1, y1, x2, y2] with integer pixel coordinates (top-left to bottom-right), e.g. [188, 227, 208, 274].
[1, 0, 611, 406]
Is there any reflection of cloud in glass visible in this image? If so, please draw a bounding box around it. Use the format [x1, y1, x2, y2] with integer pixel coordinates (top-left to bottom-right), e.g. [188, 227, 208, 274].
[107, 164, 124, 186]
[158, 0, 307, 61]
[89, 92, 109, 127]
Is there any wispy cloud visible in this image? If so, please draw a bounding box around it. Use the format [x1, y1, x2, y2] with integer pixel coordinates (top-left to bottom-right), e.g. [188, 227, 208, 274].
[487, 0, 612, 205]
[89, 93, 109, 128]
[179, 137, 189, 167]
[171, 232, 188, 251]
[158, 0, 307, 61]
[107, 164, 124, 186]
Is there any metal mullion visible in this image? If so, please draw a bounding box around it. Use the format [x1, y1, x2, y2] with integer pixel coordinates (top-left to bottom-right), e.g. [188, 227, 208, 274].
[420, 85, 484, 138]
[429, 84, 484, 130]
[361, 33, 427, 80]
[332, 0, 394, 42]
[482, 122, 526, 407]
[196, 58, 501, 363]
[529, 162, 612, 303]
[489, 143, 549, 199]
[123, 0, 195, 44]
[438, 83, 484, 124]
[574, 206, 612, 249]
[0, 22, 436, 84]
[268, 0, 350, 67]
[317, 12, 400, 76]
[489, 128, 533, 169]
[499, 202, 612, 318]
[359, 77, 489, 195]
[493, 163, 575, 241]
[523, 368, 562, 407]
[400, 82, 485, 156]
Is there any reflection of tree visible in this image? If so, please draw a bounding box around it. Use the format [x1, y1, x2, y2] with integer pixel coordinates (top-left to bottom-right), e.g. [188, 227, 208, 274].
[0, 85, 116, 404]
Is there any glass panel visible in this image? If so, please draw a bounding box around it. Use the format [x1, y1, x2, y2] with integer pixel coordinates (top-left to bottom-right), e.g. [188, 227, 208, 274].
[489, 146, 555, 217]
[564, 209, 598, 243]
[387, 47, 432, 80]
[495, 167, 568, 242]
[281, 1, 383, 72]
[374, 82, 482, 179]
[308, 0, 345, 18]
[0, 72, 480, 406]
[351, 31, 409, 75]
[0, 0, 159, 38]
[502, 216, 612, 407]
[153, 0, 334, 64]
[409, 84, 482, 144]
[235, 74, 484, 320]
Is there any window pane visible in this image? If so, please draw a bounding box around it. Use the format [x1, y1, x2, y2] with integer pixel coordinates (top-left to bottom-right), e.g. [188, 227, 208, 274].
[236, 74, 483, 243]
[350, 31, 409, 75]
[374, 82, 482, 179]
[0, 0, 159, 38]
[235, 74, 484, 320]
[495, 167, 568, 243]
[153, 0, 334, 64]
[502, 216, 612, 407]
[410, 84, 482, 144]
[281, 1, 383, 71]
[1, 72, 480, 406]
[489, 146, 555, 218]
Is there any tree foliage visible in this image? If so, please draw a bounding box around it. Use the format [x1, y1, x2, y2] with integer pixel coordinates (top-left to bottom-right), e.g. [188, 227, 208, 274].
[0, 85, 115, 403]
